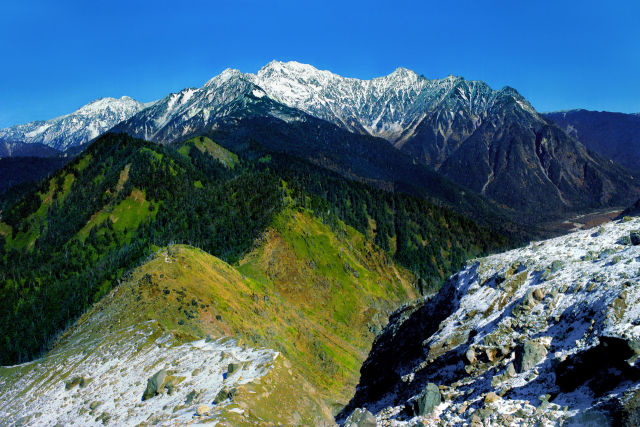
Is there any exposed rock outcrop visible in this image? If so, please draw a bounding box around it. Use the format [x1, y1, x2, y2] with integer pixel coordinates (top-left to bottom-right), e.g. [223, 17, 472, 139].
[339, 217, 640, 425]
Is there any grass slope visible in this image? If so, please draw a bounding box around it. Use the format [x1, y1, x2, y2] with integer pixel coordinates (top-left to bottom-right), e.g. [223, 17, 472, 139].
[177, 136, 239, 168]
[84, 209, 416, 410]
[2, 208, 416, 424]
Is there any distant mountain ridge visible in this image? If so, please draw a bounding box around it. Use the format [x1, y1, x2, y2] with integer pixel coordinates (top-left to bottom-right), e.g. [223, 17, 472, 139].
[113, 61, 639, 216]
[247, 62, 638, 214]
[3, 61, 638, 216]
[0, 96, 147, 150]
[543, 109, 640, 173]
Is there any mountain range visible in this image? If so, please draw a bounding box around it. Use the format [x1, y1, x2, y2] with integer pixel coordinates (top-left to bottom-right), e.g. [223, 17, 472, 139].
[2, 61, 640, 426]
[2, 61, 639, 218]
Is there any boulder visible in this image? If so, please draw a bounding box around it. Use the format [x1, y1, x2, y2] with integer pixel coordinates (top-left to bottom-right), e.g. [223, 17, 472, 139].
[532, 288, 545, 301]
[410, 383, 441, 416]
[465, 348, 477, 365]
[223, 363, 239, 379]
[514, 340, 547, 373]
[470, 413, 483, 427]
[214, 387, 236, 404]
[630, 231, 640, 246]
[142, 369, 168, 401]
[65, 375, 90, 390]
[343, 408, 377, 427]
[196, 404, 211, 416]
[184, 390, 199, 405]
[485, 347, 499, 362]
[550, 260, 564, 273]
[484, 392, 500, 404]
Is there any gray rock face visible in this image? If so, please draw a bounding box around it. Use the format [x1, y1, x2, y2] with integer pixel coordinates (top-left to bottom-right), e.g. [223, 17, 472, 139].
[142, 369, 168, 401]
[338, 218, 640, 425]
[514, 340, 548, 373]
[410, 383, 441, 416]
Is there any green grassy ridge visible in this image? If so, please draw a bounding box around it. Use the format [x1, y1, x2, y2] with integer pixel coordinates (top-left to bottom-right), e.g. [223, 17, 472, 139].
[46, 209, 414, 411]
[256, 152, 510, 288]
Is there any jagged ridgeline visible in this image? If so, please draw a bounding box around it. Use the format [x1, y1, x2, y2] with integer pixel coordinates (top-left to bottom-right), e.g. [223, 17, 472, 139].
[0, 133, 506, 366]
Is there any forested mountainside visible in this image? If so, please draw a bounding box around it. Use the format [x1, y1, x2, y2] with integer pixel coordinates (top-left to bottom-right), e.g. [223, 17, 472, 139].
[0, 133, 506, 366]
[0, 156, 68, 194]
[0, 141, 60, 158]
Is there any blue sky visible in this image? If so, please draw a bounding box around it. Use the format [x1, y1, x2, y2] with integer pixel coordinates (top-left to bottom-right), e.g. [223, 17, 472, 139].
[0, 0, 638, 127]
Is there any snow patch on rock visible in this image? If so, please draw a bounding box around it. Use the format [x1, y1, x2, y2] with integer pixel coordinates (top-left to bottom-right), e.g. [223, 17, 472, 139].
[0, 320, 277, 426]
[351, 217, 640, 426]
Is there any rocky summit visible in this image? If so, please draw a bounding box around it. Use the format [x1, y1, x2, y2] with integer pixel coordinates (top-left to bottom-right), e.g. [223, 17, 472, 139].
[341, 216, 640, 426]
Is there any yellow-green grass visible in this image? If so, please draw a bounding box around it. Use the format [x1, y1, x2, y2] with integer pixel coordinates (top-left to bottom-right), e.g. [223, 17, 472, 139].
[236, 209, 416, 407]
[5, 172, 80, 250]
[30, 240, 336, 424]
[0, 222, 11, 239]
[74, 153, 91, 172]
[77, 188, 155, 241]
[56, 209, 414, 413]
[178, 136, 238, 168]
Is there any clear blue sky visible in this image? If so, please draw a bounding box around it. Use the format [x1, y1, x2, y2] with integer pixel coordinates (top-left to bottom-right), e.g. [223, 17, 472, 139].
[1, 0, 638, 128]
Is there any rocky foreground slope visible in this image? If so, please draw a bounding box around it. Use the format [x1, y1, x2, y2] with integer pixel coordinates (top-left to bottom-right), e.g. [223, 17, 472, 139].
[341, 217, 640, 426]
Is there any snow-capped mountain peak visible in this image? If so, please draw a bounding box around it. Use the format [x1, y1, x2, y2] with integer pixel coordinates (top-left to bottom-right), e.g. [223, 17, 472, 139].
[0, 96, 147, 150]
[204, 68, 244, 88]
[0, 61, 532, 152]
[247, 61, 510, 142]
[386, 66, 419, 79]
